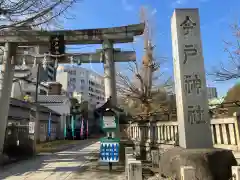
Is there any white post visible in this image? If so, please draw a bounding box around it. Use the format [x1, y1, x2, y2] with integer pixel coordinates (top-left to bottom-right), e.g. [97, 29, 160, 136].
[147, 123, 151, 143]
[232, 166, 240, 180]
[0, 42, 17, 160]
[125, 153, 135, 179]
[151, 150, 159, 168]
[180, 166, 196, 180]
[138, 126, 142, 142]
[128, 160, 142, 180]
[103, 39, 117, 106]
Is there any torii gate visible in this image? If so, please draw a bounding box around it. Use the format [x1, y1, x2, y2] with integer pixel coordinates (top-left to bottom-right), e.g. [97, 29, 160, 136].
[0, 23, 144, 156]
[14, 47, 136, 104]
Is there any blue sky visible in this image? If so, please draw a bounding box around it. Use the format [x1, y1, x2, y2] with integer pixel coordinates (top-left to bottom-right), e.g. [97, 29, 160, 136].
[61, 0, 240, 97]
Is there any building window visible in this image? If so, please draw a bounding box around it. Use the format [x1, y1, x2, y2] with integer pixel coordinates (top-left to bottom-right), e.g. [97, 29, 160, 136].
[70, 78, 76, 83]
[26, 92, 31, 95]
[64, 69, 76, 75]
[89, 87, 94, 92]
[40, 89, 47, 95]
[80, 72, 84, 76]
[81, 79, 85, 84]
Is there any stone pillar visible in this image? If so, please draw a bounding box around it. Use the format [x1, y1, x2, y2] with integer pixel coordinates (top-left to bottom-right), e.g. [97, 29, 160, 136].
[125, 153, 135, 179]
[134, 126, 137, 139]
[180, 166, 195, 180]
[134, 142, 141, 157]
[136, 124, 139, 140]
[232, 166, 240, 180]
[103, 40, 117, 106]
[147, 123, 151, 143]
[138, 126, 142, 142]
[128, 160, 142, 180]
[151, 150, 159, 168]
[171, 9, 212, 148]
[157, 125, 161, 143]
[125, 147, 134, 175]
[0, 42, 17, 158]
[145, 145, 151, 161]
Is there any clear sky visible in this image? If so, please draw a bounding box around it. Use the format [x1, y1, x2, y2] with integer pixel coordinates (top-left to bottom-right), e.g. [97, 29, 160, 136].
[60, 0, 240, 97]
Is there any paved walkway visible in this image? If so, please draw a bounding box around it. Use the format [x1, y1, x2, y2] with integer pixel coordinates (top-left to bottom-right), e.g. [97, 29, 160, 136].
[0, 140, 98, 180]
[0, 139, 125, 180]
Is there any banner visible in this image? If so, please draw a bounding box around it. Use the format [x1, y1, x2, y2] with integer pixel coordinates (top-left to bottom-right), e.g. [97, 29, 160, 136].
[86, 119, 88, 138]
[64, 122, 67, 138]
[48, 112, 52, 138]
[80, 118, 84, 138]
[71, 115, 75, 138]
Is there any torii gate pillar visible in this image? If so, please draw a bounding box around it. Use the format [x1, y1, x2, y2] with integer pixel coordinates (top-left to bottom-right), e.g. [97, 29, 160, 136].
[0, 42, 17, 158]
[103, 40, 117, 106]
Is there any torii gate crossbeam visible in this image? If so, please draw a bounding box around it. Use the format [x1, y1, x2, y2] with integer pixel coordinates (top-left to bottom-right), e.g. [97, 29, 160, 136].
[0, 23, 144, 45]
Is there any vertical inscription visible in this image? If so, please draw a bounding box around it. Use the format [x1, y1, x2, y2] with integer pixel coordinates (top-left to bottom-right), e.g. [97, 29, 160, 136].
[188, 105, 206, 124]
[184, 74, 202, 95]
[180, 16, 196, 37]
[180, 15, 206, 125]
[183, 44, 198, 64]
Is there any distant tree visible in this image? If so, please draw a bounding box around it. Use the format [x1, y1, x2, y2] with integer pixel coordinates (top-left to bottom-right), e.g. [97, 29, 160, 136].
[78, 101, 88, 119]
[70, 97, 79, 108]
[223, 83, 240, 116]
[210, 23, 240, 81]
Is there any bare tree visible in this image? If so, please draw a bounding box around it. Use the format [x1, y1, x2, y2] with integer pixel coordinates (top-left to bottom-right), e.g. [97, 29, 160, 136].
[117, 7, 173, 118]
[117, 59, 172, 117]
[210, 23, 240, 81]
[0, 0, 78, 30]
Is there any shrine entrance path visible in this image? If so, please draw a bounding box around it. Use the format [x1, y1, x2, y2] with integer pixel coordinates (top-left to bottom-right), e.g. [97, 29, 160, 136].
[0, 139, 125, 180]
[0, 140, 98, 180]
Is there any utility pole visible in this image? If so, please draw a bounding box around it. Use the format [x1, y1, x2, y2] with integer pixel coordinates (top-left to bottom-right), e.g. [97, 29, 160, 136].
[32, 63, 41, 154]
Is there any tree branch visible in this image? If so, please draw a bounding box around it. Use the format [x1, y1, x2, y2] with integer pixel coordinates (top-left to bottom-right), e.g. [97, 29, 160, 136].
[0, 0, 78, 30]
[209, 22, 240, 81]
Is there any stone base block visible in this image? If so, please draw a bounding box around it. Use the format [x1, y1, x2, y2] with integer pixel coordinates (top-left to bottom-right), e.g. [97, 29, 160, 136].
[159, 147, 237, 180]
[128, 160, 142, 180]
[0, 154, 9, 165]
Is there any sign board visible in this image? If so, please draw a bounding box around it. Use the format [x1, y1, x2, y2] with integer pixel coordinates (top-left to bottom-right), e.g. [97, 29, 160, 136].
[49, 35, 65, 55]
[29, 122, 35, 134]
[99, 142, 119, 163]
[102, 116, 116, 129]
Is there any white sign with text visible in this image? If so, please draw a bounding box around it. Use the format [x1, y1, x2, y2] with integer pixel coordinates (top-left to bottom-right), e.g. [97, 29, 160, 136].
[103, 116, 116, 129]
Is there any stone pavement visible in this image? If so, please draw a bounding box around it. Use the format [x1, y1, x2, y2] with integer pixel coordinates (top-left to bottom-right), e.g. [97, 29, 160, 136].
[0, 139, 125, 180]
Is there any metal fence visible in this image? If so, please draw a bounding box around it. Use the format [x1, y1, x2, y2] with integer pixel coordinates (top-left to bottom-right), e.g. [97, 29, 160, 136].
[3, 124, 34, 157]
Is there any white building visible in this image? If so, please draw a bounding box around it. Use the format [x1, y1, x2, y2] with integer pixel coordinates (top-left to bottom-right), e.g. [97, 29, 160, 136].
[56, 65, 105, 110]
[38, 95, 71, 140]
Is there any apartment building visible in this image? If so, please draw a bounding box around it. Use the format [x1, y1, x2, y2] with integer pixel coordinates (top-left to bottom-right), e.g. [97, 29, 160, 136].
[207, 87, 218, 100]
[56, 65, 105, 110]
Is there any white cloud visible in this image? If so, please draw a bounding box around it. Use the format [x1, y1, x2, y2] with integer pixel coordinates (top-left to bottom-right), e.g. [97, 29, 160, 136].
[171, 0, 188, 8]
[121, 0, 133, 11]
[151, 8, 157, 16]
[173, 0, 187, 5]
[171, 0, 209, 8]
